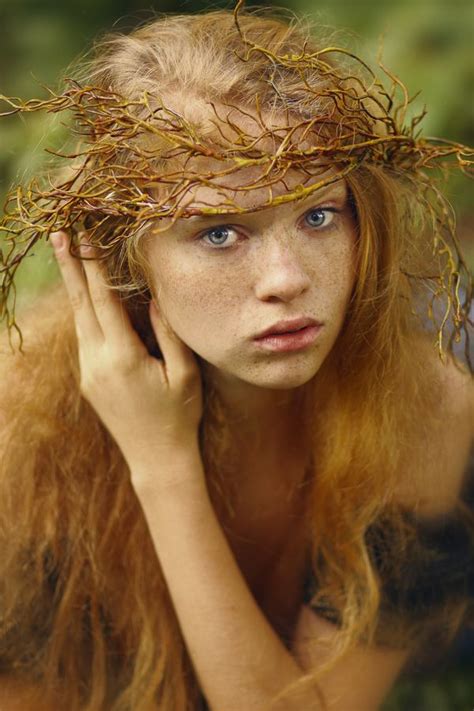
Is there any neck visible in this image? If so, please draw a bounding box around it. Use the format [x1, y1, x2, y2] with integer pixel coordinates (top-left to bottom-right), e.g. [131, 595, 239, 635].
[199, 364, 314, 527]
[201, 361, 309, 456]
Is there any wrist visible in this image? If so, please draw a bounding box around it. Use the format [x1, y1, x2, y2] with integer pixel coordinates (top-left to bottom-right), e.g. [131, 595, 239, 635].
[127, 439, 207, 498]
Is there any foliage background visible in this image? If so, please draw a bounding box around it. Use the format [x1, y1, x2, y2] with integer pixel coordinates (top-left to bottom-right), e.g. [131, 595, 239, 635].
[1, 0, 473, 708]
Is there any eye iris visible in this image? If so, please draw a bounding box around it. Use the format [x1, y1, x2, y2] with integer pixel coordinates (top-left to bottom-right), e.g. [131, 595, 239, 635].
[307, 209, 325, 227]
[208, 227, 229, 245]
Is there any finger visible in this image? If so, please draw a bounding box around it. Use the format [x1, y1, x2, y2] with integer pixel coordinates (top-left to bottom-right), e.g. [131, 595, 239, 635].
[50, 231, 103, 344]
[78, 232, 140, 348]
[148, 301, 199, 384]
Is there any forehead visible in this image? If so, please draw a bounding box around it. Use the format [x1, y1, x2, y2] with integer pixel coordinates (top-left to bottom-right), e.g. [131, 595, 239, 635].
[175, 163, 347, 214]
[148, 94, 347, 215]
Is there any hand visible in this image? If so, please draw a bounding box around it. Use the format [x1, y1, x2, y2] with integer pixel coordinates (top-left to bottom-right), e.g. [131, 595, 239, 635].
[50, 230, 203, 471]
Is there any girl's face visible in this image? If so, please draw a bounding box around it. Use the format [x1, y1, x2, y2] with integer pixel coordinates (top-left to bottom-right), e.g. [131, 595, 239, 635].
[145, 172, 357, 393]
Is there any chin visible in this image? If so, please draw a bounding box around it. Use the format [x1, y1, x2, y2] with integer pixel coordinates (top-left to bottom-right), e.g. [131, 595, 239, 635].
[249, 363, 322, 390]
[198, 352, 324, 391]
[268, 375, 318, 390]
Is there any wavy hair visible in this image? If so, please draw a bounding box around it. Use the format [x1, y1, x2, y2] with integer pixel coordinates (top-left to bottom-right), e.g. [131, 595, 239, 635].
[0, 7, 471, 710]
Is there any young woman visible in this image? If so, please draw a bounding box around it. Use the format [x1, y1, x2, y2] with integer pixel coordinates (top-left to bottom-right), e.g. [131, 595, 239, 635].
[0, 5, 472, 710]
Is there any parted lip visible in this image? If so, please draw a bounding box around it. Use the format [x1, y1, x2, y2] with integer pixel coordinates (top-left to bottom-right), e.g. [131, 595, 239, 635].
[254, 317, 321, 339]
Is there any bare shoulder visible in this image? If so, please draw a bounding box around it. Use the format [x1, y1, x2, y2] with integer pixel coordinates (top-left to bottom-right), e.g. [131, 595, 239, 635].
[394, 334, 473, 517]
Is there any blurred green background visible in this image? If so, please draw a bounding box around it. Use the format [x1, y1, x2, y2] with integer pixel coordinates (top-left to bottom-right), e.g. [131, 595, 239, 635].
[1, 0, 473, 708]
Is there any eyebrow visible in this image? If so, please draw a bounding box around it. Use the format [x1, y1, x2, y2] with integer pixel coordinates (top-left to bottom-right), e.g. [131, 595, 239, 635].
[176, 183, 347, 227]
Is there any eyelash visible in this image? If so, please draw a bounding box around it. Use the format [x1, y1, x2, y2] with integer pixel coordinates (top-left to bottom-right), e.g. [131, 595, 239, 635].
[196, 206, 340, 250]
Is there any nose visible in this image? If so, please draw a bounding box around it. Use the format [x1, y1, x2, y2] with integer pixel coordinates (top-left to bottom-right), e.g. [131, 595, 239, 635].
[253, 240, 312, 302]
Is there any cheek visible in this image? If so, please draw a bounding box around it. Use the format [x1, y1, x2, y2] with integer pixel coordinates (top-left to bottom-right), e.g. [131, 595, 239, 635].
[317, 239, 356, 310]
[148, 250, 239, 328]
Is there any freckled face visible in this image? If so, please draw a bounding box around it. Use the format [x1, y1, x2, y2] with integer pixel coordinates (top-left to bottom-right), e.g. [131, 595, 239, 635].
[145, 177, 357, 390]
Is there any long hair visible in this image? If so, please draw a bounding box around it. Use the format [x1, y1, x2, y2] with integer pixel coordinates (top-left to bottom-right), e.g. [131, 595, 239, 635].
[0, 8, 471, 710]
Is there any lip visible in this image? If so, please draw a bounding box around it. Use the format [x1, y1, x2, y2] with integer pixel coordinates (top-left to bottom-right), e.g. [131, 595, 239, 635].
[253, 324, 323, 352]
[254, 317, 321, 339]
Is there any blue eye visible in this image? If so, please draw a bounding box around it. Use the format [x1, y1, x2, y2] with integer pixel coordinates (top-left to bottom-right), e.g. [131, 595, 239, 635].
[201, 225, 236, 248]
[305, 208, 336, 229]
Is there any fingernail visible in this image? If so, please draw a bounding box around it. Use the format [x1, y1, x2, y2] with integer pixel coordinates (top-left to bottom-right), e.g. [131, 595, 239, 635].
[79, 232, 94, 255]
[50, 232, 65, 250]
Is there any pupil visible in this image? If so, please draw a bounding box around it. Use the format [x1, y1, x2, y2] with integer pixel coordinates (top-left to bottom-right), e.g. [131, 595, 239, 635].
[308, 210, 324, 226]
[209, 227, 228, 244]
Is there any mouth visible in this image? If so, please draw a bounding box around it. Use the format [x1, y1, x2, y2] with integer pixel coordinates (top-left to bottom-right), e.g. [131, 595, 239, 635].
[278, 325, 306, 334]
[253, 324, 322, 352]
[254, 317, 321, 339]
